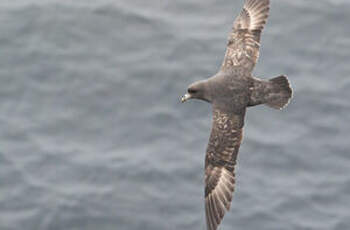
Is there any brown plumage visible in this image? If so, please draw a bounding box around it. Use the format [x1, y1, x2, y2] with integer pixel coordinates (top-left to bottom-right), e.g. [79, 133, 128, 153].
[204, 111, 243, 230]
[222, 0, 269, 72]
[181, 1, 293, 230]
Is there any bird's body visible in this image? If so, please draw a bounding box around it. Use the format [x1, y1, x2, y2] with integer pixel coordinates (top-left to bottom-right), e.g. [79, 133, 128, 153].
[207, 71, 251, 111]
[181, 0, 293, 230]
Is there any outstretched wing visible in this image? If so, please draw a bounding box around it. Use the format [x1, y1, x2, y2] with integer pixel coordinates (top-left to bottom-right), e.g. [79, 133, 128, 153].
[205, 109, 245, 230]
[221, 0, 270, 72]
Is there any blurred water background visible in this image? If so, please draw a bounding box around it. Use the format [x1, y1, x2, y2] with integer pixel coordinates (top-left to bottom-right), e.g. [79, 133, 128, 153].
[1, 0, 350, 229]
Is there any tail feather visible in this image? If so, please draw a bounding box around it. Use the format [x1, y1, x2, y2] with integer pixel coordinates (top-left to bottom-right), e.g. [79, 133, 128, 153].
[266, 75, 293, 109]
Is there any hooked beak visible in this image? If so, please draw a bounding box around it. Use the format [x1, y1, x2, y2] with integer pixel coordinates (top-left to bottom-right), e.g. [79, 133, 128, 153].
[181, 93, 191, 103]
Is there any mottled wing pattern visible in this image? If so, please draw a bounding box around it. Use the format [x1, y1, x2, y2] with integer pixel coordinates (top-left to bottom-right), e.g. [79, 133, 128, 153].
[205, 109, 245, 230]
[221, 0, 270, 72]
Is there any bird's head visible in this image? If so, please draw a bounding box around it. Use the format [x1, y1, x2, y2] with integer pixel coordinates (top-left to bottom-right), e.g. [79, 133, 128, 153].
[181, 80, 211, 103]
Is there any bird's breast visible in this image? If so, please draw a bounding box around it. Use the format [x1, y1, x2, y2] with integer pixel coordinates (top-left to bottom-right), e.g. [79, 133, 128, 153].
[212, 81, 251, 112]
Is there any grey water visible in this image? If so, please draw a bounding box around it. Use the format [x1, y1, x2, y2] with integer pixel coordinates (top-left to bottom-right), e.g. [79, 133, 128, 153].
[0, 0, 350, 229]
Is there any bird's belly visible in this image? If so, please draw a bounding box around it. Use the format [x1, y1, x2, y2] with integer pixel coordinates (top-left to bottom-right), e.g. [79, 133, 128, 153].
[216, 86, 250, 113]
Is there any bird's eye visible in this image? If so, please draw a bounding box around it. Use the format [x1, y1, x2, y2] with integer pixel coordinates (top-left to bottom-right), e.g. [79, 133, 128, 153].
[188, 88, 197, 94]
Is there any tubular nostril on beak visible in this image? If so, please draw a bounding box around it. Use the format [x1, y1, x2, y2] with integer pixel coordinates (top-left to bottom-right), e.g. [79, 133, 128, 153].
[181, 93, 191, 103]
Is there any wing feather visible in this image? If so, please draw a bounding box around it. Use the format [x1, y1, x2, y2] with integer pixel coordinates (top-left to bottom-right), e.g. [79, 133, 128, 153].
[205, 109, 245, 230]
[221, 0, 270, 71]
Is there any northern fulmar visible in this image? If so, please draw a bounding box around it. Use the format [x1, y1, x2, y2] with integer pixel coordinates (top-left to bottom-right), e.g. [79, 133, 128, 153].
[181, 0, 293, 230]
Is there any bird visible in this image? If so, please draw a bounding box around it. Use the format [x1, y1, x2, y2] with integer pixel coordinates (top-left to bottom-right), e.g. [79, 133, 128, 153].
[181, 0, 292, 230]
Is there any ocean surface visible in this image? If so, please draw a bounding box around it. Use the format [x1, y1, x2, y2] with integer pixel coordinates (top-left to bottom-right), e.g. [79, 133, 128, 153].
[1, 0, 350, 229]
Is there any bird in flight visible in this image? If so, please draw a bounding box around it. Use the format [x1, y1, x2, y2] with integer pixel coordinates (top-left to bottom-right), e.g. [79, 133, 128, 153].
[181, 0, 292, 229]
